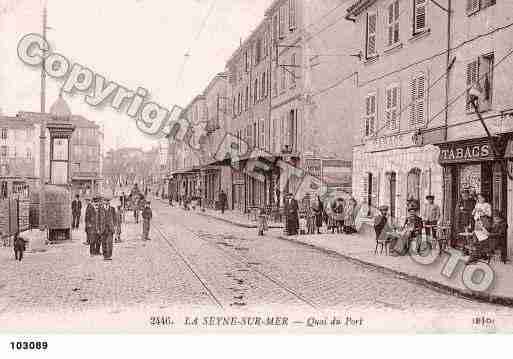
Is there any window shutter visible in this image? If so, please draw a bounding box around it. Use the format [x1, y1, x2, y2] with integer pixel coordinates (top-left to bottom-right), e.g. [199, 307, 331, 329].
[409, 78, 417, 127]
[371, 173, 379, 209]
[385, 88, 392, 128]
[387, 4, 394, 46]
[370, 95, 376, 135]
[416, 75, 425, 125]
[392, 86, 399, 129]
[279, 6, 285, 39]
[361, 175, 369, 205]
[466, 60, 479, 111]
[414, 0, 427, 33]
[467, 0, 480, 14]
[366, 13, 377, 57]
[289, 0, 296, 30]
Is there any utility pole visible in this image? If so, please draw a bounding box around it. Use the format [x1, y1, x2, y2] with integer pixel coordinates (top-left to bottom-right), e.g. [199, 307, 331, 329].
[38, 3, 48, 230]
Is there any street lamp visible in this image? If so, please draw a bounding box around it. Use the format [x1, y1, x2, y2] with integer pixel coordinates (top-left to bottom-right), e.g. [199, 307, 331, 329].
[468, 84, 497, 157]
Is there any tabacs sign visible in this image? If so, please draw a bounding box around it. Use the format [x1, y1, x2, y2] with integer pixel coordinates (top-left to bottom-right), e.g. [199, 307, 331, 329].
[438, 139, 494, 164]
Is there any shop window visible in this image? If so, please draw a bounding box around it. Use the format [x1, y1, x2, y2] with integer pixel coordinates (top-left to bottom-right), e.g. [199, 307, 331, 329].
[407, 168, 421, 202]
[366, 11, 377, 59]
[385, 84, 400, 130]
[386, 0, 400, 47]
[409, 74, 426, 127]
[466, 53, 494, 112]
[413, 0, 427, 35]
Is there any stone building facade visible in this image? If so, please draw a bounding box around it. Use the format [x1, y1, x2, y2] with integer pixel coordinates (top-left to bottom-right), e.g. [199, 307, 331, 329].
[348, 0, 513, 257]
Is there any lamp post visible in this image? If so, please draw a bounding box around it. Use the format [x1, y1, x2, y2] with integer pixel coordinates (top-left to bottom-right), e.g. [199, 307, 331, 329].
[468, 84, 497, 156]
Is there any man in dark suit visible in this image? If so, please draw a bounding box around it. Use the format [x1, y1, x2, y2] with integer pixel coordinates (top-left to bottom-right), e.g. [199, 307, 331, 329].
[100, 197, 115, 260]
[219, 190, 227, 214]
[284, 193, 299, 236]
[88, 197, 101, 255]
[84, 198, 94, 246]
[71, 194, 82, 229]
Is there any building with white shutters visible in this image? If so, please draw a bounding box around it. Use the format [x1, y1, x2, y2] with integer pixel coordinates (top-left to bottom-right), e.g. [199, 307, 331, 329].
[347, 0, 513, 254]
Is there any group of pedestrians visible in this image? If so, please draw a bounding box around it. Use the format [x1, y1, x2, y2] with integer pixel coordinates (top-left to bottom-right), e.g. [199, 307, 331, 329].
[84, 196, 119, 261]
[281, 193, 359, 236]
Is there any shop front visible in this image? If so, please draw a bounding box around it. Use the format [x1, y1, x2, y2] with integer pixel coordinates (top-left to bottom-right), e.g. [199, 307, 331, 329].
[436, 136, 508, 241]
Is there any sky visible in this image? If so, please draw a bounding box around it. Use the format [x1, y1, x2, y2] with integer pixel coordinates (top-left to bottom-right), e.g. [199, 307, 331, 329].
[0, 0, 274, 151]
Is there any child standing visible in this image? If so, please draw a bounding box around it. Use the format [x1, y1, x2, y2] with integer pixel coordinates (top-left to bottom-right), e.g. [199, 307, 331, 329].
[257, 207, 268, 236]
[115, 205, 123, 243]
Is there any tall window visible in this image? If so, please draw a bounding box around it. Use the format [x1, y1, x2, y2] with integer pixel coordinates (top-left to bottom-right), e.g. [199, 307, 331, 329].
[1, 145, 8, 157]
[364, 94, 377, 137]
[253, 123, 257, 148]
[289, 109, 297, 151]
[290, 53, 297, 87]
[281, 66, 286, 92]
[263, 31, 269, 58]
[409, 74, 426, 127]
[260, 119, 266, 150]
[26, 148, 32, 159]
[273, 66, 278, 97]
[245, 85, 249, 110]
[466, 53, 494, 111]
[387, 0, 400, 46]
[366, 12, 377, 58]
[233, 97, 236, 117]
[254, 78, 259, 104]
[289, 0, 296, 30]
[261, 72, 267, 99]
[273, 14, 278, 43]
[279, 6, 286, 39]
[407, 168, 421, 202]
[385, 85, 399, 130]
[0, 128, 7, 140]
[244, 50, 250, 72]
[256, 38, 262, 64]
[413, 0, 427, 34]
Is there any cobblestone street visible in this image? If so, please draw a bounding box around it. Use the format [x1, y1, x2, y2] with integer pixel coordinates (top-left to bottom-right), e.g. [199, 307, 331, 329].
[2, 200, 513, 332]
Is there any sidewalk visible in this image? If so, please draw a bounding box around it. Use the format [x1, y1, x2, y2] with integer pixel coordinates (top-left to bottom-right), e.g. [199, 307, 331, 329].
[194, 205, 513, 306]
[195, 207, 284, 229]
[274, 226, 513, 307]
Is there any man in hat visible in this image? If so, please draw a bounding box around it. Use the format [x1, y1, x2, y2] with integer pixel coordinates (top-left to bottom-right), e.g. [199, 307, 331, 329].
[71, 194, 82, 230]
[422, 195, 440, 240]
[456, 189, 476, 235]
[88, 196, 102, 255]
[100, 197, 115, 260]
[283, 192, 299, 236]
[141, 200, 153, 241]
[83, 197, 94, 246]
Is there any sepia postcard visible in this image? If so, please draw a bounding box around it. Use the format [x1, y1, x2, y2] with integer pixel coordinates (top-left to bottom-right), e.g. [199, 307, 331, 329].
[2, 0, 513, 344]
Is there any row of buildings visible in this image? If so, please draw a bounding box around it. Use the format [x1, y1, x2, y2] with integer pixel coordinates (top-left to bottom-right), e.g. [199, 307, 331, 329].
[0, 96, 103, 200]
[166, 0, 355, 213]
[166, 0, 513, 256]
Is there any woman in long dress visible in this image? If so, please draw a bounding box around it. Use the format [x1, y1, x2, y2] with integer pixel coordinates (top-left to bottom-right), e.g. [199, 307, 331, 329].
[343, 197, 357, 234]
[311, 195, 324, 234]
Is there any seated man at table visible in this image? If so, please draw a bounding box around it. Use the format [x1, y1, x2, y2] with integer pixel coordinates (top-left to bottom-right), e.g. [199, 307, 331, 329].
[390, 209, 423, 256]
[468, 215, 493, 263]
[488, 211, 508, 263]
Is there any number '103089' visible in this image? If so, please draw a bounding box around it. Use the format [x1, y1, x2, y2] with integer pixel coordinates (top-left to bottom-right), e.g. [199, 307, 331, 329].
[10, 341, 48, 350]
